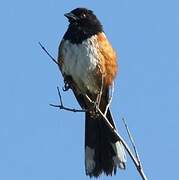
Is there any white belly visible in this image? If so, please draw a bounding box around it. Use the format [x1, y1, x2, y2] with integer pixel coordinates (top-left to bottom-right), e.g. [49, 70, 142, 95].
[61, 35, 100, 93]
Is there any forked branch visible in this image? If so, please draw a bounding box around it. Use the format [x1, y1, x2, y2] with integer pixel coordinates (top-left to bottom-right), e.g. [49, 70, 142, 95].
[122, 118, 142, 169]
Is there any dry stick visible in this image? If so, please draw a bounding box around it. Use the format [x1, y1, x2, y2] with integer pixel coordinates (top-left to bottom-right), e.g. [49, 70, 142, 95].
[39, 42, 59, 65]
[104, 81, 114, 116]
[39, 43, 148, 180]
[122, 118, 141, 168]
[96, 74, 104, 107]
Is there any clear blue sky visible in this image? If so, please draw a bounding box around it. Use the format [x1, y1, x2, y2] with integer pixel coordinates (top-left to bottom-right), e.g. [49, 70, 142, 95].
[0, 0, 178, 179]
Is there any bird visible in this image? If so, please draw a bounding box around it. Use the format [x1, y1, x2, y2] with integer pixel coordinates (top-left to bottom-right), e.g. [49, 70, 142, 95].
[58, 7, 126, 177]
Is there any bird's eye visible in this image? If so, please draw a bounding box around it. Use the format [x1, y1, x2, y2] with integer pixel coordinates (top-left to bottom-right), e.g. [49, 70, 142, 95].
[81, 13, 86, 18]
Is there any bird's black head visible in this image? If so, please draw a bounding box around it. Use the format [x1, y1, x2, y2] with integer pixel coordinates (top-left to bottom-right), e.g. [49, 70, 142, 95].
[63, 8, 103, 44]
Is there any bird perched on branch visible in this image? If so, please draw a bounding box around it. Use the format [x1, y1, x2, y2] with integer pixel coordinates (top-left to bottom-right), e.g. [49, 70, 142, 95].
[58, 7, 126, 177]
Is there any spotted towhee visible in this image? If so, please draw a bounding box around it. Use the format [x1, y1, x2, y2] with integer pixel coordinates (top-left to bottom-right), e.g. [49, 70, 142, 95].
[58, 8, 126, 177]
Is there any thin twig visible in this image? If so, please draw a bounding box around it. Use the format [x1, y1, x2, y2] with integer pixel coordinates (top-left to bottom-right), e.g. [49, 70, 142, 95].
[104, 81, 114, 116]
[50, 87, 87, 112]
[98, 74, 104, 106]
[39, 42, 59, 65]
[122, 118, 142, 168]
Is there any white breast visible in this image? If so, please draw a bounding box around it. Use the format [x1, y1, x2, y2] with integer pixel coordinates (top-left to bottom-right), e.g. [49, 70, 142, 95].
[61, 35, 100, 93]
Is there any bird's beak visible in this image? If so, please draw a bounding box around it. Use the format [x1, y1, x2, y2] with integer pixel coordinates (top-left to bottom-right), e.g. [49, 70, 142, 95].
[64, 12, 78, 21]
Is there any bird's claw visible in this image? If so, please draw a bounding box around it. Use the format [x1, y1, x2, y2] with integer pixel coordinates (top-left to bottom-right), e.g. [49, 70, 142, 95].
[62, 82, 70, 91]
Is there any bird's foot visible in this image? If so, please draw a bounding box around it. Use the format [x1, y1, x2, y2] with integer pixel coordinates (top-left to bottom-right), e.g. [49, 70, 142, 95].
[62, 76, 74, 91]
[63, 81, 70, 91]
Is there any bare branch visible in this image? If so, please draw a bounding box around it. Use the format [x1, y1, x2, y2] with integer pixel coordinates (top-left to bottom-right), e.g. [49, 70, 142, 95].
[104, 81, 114, 116]
[122, 118, 142, 168]
[97, 74, 104, 106]
[39, 42, 59, 65]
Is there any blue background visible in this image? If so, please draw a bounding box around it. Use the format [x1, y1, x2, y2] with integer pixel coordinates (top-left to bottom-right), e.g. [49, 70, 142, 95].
[0, 0, 178, 179]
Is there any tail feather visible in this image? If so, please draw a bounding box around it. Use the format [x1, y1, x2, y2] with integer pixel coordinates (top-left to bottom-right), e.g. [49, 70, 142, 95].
[69, 80, 126, 177]
[85, 109, 126, 177]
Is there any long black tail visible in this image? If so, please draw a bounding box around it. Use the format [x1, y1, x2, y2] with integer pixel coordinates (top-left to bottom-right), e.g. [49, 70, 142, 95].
[67, 77, 126, 177]
[85, 108, 126, 177]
